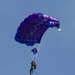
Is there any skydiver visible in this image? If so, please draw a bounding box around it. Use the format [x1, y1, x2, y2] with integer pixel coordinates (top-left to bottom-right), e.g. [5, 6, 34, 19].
[30, 60, 36, 75]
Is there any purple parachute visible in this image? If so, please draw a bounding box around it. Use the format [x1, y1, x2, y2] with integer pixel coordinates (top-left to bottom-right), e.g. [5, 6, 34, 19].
[15, 13, 61, 46]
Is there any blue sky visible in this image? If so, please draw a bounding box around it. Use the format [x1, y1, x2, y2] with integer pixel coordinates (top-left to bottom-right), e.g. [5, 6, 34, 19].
[0, 0, 75, 75]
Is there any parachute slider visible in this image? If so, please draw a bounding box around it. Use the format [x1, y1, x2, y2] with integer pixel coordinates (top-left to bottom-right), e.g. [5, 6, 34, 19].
[31, 48, 38, 55]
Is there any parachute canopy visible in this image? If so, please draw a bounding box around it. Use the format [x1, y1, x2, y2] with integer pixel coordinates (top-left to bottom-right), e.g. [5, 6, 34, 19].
[15, 13, 61, 46]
